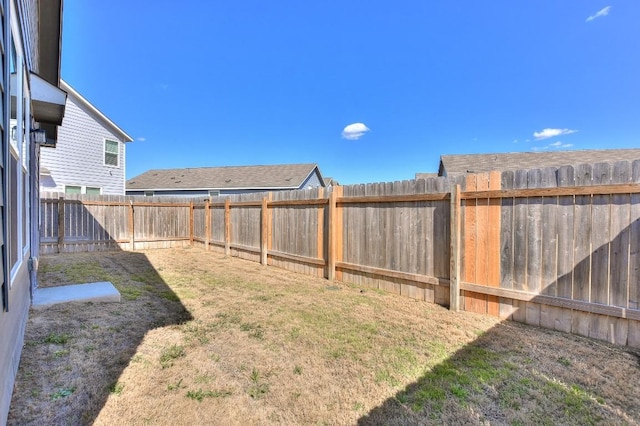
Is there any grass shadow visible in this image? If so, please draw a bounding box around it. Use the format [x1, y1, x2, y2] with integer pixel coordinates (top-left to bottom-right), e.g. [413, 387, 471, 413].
[8, 251, 193, 425]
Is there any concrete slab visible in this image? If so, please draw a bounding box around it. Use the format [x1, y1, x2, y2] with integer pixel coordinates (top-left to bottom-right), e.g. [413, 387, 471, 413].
[32, 281, 121, 310]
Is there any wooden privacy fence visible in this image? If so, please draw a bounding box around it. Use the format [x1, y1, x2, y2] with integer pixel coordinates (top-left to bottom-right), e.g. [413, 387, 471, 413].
[40, 160, 640, 347]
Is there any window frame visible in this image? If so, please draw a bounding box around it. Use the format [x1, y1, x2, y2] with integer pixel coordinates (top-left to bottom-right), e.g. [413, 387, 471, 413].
[104, 139, 120, 168]
[8, 11, 28, 283]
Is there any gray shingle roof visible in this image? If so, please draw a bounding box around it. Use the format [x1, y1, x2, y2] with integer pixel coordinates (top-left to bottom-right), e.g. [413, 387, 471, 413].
[439, 148, 640, 176]
[126, 163, 322, 190]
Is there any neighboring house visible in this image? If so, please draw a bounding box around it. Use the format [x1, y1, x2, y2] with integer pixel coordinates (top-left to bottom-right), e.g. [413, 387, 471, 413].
[323, 177, 340, 187]
[431, 148, 640, 177]
[126, 163, 326, 197]
[39, 80, 133, 195]
[1, 0, 66, 422]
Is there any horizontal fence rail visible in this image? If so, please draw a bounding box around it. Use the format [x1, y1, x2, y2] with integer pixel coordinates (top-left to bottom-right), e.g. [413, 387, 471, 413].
[40, 159, 640, 348]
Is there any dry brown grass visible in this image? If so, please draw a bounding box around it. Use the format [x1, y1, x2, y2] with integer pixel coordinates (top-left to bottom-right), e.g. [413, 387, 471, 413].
[8, 247, 640, 425]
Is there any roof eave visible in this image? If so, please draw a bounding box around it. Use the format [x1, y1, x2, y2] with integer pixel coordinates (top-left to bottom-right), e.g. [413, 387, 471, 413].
[126, 186, 302, 192]
[61, 79, 134, 142]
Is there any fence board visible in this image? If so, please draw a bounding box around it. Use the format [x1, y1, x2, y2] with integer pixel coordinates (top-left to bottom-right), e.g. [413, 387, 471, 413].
[541, 168, 558, 297]
[464, 174, 485, 313]
[591, 163, 612, 306]
[556, 166, 575, 299]
[610, 161, 631, 308]
[499, 170, 515, 318]
[573, 164, 593, 302]
[629, 160, 640, 310]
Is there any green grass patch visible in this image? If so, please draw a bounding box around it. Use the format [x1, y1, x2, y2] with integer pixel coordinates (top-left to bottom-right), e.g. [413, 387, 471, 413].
[186, 388, 232, 402]
[160, 345, 186, 368]
[43, 332, 70, 345]
[109, 382, 125, 395]
[53, 349, 69, 358]
[51, 387, 75, 401]
[158, 291, 180, 302]
[240, 322, 265, 339]
[248, 368, 269, 399]
[120, 286, 143, 300]
[167, 379, 185, 391]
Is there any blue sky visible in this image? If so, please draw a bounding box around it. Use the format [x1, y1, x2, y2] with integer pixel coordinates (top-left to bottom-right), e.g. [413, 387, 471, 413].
[61, 1, 640, 185]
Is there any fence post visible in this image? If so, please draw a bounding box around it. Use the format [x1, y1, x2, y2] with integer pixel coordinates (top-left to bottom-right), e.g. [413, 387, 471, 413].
[129, 201, 135, 251]
[327, 189, 337, 281]
[205, 199, 211, 250]
[449, 184, 461, 311]
[57, 197, 65, 253]
[224, 198, 231, 256]
[267, 193, 273, 254]
[189, 201, 194, 246]
[261, 196, 269, 265]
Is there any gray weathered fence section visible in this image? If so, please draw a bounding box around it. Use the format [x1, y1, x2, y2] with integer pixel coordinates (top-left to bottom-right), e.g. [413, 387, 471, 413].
[39, 159, 640, 348]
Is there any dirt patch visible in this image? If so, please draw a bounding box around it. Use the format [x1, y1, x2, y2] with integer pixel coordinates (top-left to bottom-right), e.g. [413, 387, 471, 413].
[8, 247, 640, 425]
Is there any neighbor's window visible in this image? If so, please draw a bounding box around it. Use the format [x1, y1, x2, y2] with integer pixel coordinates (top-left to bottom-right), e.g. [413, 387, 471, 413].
[86, 187, 101, 195]
[104, 139, 119, 167]
[209, 190, 220, 197]
[65, 185, 82, 194]
[144, 191, 154, 197]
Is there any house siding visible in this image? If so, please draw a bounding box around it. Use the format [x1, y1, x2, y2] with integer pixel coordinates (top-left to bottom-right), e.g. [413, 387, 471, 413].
[0, 266, 30, 422]
[40, 96, 127, 195]
[300, 169, 323, 188]
[1, 0, 43, 421]
[17, 0, 38, 70]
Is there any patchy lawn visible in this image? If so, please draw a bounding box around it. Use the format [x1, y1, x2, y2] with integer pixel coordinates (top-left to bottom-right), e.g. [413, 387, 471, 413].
[8, 247, 640, 425]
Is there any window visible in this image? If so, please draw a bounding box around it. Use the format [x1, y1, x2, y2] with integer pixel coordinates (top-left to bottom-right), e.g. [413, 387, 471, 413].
[65, 186, 82, 194]
[104, 140, 119, 167]
[144, 191, 154, 197]
[65, 185, 101, 195]
[209, 190, 220, 197]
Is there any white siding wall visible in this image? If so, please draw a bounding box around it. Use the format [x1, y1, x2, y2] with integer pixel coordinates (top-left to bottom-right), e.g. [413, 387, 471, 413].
[40, 96, 127, 195]
[19, 0, 39, 69]
[301, 168, 324, 188]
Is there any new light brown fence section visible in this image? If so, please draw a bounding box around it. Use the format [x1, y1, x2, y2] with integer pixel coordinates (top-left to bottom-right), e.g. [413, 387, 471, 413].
[455, 160, 640, 346]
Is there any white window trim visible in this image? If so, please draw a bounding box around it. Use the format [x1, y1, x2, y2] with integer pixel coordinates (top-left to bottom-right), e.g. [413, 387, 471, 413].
[22, 75, 31, 257]
[104, 138, 120, 168]
[9, 5, 26, 283]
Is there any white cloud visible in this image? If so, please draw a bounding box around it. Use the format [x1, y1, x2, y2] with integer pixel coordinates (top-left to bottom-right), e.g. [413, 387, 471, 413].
[586, 6, 611, 22]
[533, 128, 577, 140]
[549, 141, 563, 147]
[137, 137, 146, 142]
[342, 122, 370, 140]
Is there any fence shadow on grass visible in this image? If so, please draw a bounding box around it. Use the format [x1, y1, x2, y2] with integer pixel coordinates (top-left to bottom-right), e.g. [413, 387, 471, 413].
[8, 250, 193, 425]
[358, 217, 640, 425]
